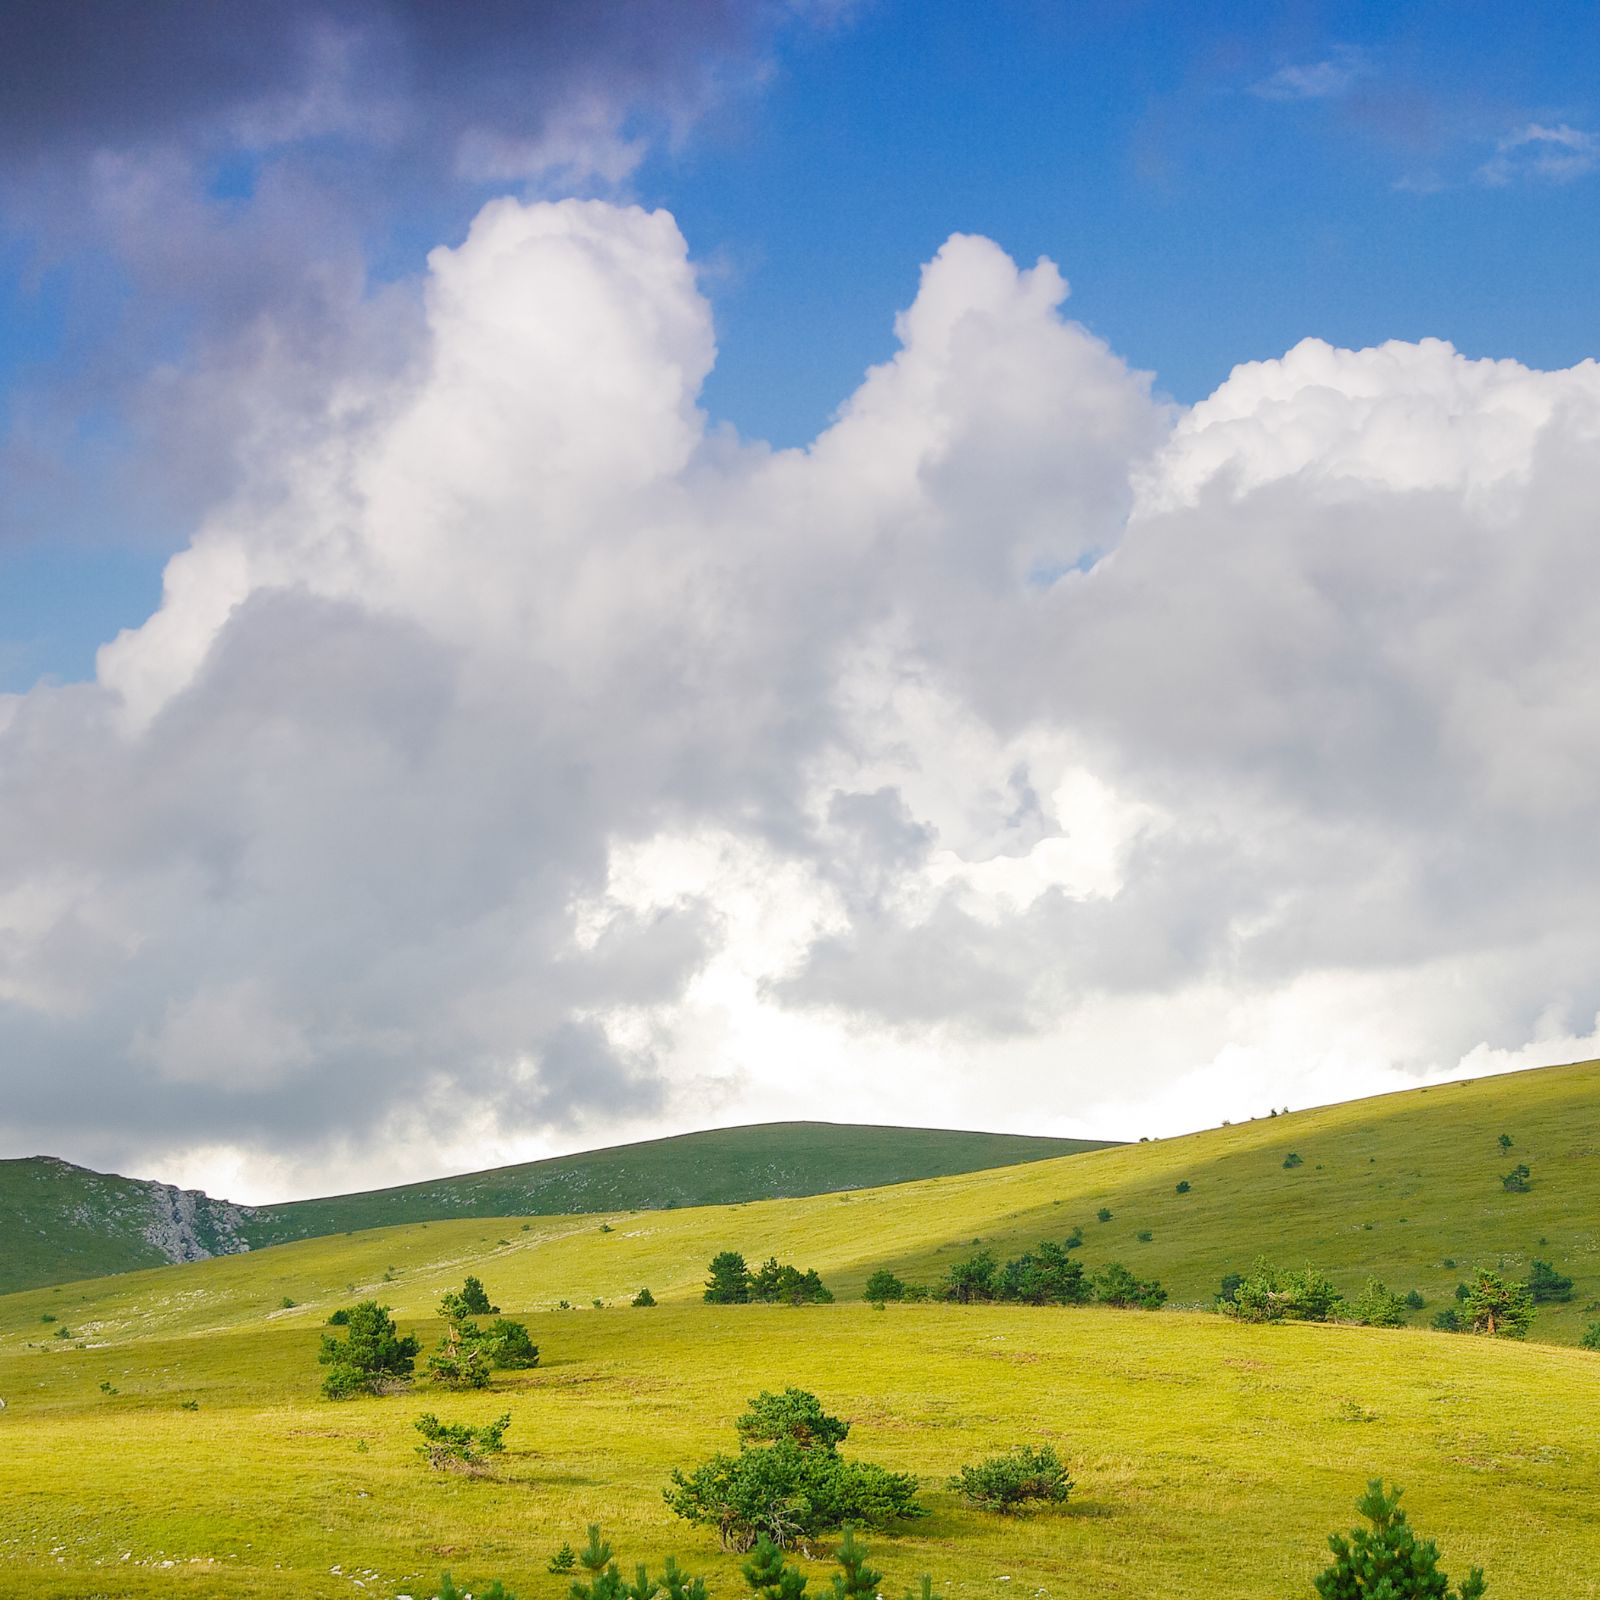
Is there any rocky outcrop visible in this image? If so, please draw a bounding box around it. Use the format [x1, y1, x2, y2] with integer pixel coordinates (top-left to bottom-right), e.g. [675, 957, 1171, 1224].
[142, 1184, 259, 1265]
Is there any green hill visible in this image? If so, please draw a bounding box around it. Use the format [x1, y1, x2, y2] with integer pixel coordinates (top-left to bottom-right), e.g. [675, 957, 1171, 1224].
[0, 1121, 1113, 1295]
[2, 1060, 1598, 1598]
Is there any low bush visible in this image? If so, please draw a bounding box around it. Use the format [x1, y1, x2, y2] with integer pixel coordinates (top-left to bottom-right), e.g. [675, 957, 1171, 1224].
[1431, 1308, 1463, 1332]
[1526, 1258, 1574, 1303]
[1096, 1207, 1112, 1223]
[1175, 1180, 1191, 1194]
[1350, 1278, 1406, 1328]
[1093, 1262, 1167, 1310]
[864, 1269, 907, 1303]
[633, 1287, 657, 1307]
[1581, 1323, 1600, 1351]
[1282, 1152, 1304, 1169]
[1404, 1289, 1426, 1310]
[1219, 1259, 1341, 1323]
[413, 1410, 510, 1472]
[1500, 1163, 1531, 1193]
[948, 1444, 1072, 1513]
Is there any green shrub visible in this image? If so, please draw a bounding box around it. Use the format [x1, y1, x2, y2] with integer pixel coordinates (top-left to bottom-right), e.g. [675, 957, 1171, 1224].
[901, 1282, 933, 1302]
[736, 1388, 850, 1452]
[749, 1258, 833, 1305]
[1350, 1278, 1407, 1328]
[633, 1287, 657, 1307]
[439, 1276, 499, 1321]
[1093, 1262, 1167, 1310]
[426, 1320, 493, 1389]
[278, 1296, 296, 1309]
[1431, 1308, 1463, 1332]
[1217, 1272, 1244, 1304]
[1136, 1229, 1154, 1242]
[941, 1251, 999, 1304]
[1464, 1269, 1534, 1338]
[1096, 1207, 1112, 1223]
[1526, 1259, 1574, 1303]
[665, 1388, 923, 1550]
[326, 1308, 350, 1326]
[413, 1410, 509, 1471]
[1313, 1479, 1484, 1599]
[1500, 1163, 1531, 1193]
[1404, 1289, 1426, 1310]
[547, 1543, 576, 1575]
[1580, 1323, 1600, 1352]
[485, 1316, 539, 1369]
[994, 1241, 1089, 1305]
[705, 1252, 752, 1303]
[1220, 1259, 1341, 1323]
[864, 1269, 907, 1304]
[438, 1575, 516, 1600]
[1175, 1180, 1191, 1194]
[318, 1301, 419, 1399]
[1283, 1152, 1304, 1169]
[1497, 1133, 1513, 1151]
[948, 1444, 1072, 1512]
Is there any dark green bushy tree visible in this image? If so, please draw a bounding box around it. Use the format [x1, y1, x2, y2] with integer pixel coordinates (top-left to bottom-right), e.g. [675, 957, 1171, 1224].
[318, 1300, 420, 1398]
[633, 1287, 657, 1307]
[1500, 1163, 1531, 1193]
[864, 1269, 907, 1304]
[706, 1252, 753, 1304]
[665, 1388, 923, 1550]
[1313, 1480, 1485, 1599]
[1580, 1323, 1600, 1351]
[941, 1251, 998, 1304]
[1525, 1259, 1573, 1303]
[1463, 1270, 1534, 1338]
[1092, 1262, 1167, 1310]
[995, 1241, 1090, 1305]
[749, 1259, 834, 1305]
[948, 1445, 1072, 1512]
[1350, 1278, 1407, 1328]
[1220, 1259, 1341, 1324]
[737, 1388, 850, 1451]
[485, 1315, 540, 1368]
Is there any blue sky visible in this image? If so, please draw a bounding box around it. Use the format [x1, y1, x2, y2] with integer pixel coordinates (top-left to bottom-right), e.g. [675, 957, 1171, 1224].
[1, 0, 1597, 685]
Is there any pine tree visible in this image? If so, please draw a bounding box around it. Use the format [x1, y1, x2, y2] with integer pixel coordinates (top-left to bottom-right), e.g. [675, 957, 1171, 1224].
[705, 1251, 753, 1303]
[742, 1535, 809, 1600]
[829, 1529, 883, 1600]
[1313, 1480, 1485, 1599]
[1463, 1269, 1534, 1338]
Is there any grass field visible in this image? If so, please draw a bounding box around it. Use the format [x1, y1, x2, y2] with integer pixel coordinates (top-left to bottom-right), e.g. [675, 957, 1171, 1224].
[2, 1059, 1599, 1598]
[1, 1123, 1113, 1295]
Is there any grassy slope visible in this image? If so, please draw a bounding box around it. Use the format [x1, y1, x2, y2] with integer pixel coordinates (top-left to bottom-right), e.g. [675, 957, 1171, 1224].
[244, 1123, 1115, 1245]
[0, 1124, 1113, 1295]
[2, 1060, 1598, 1598]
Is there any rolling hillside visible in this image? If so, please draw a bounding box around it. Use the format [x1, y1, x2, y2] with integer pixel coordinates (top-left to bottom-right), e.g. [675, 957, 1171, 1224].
[0, 1122, 1113, 1295]
[1, 1060, 1599, 1599]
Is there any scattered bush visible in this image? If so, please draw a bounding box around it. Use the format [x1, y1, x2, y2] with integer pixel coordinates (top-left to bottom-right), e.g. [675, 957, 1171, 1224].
[326, 1308, 350, 1326]
[547, 1543, 576, 1575]
[1220, 1259, 1341, 1323]
[1217, 1272, 1244, 1304]
[948, 1445, 1072, 1513]
[1500, 1163, 1531, 1193]
[1431, 1308, 1463, 1332]
[1497, 1133, 1513, 1151]
[1093, 1262, 1167, 1310]
[278, 1296, 297, 1309]
[319, 1300, 420, 1399]
[1454, 1282, 1471, 1302]
[53, 1326, 71, 1340]
[665, 1387, 924, 1550]
[1349, 1279, 1406, 1328]
[864, 1269, 907, 1304]
[1282, 1153, 1304, 1169]
[633, 1287, 657, 1307]
[414, 1410, 510, 1472]
[1404, 1289, 1426, 1310]
[1442, 1258, 1456, 1270]
[1096, 1207, 1113, 1223]
[1175, 1180, 1191, 1194]
[1526, 1259, 1574, 1303]
[1313, 1479, 1484, 1599]
[1136, 1229, 1154, 1242]
[1463, 1269, 1535, 1339]
[39, 1312, 55, 1323]
[1580, 1323, 1600, 1352]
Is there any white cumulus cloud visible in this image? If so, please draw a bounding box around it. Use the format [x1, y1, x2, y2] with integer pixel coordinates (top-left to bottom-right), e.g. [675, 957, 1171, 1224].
[2, 197, 1598, 1199]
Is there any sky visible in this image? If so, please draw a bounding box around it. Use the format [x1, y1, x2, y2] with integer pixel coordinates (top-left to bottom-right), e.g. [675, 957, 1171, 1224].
[1, 0, 1598, 1202]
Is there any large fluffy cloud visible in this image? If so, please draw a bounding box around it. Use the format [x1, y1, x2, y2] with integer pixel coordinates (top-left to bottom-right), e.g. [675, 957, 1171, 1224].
[3, 195, 1597, 1198]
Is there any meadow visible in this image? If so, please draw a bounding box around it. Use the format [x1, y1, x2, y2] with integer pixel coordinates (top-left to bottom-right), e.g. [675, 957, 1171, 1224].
[3, 1060, 1599, 1598]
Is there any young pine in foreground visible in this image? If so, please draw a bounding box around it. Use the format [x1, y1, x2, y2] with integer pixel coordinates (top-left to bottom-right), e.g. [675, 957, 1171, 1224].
[1314, 1480, 1485, 1599]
